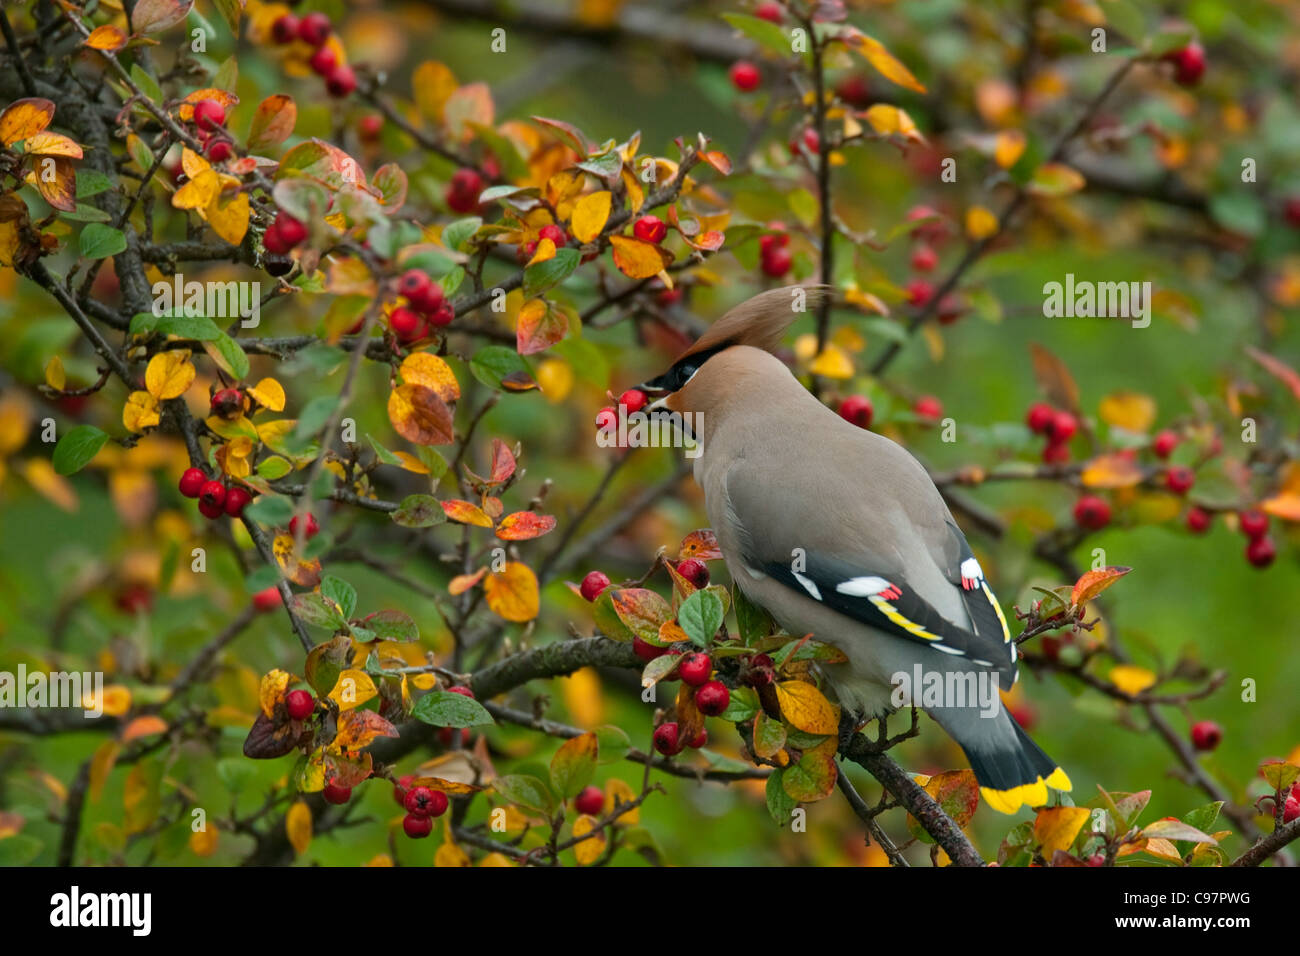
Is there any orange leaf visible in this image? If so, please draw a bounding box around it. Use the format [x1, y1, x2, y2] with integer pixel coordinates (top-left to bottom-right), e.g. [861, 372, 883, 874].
[495, 511, 557, 540]
[84, 24, 128, 52]
[516, 298, 568, 355]
[1246, 346, 1300, 400]
[609, 234, 672, 279]
[449, 568, 487, 595]
[248, 94, 297, 153]
[1033, 806, 1090, 856]
[29, 156, 76, 212]
[23, 132, 83, 158]
[335, 709, 398, 750]
[441, 499, 494, 527]
[1071, 565, 1131, 605]
[1028, 343, 1079, 412]
[773, 680, 840, 735]
[388, 384, 454, 445]
[484, 561, 540, 622]
[400, 352, 460, 404]
[1079, 453, 1143, 488]
[0, 97, 55, 146]
[678, 529, 723, 561]
[569, 190, 611, 243]
[121, 715, 168, 742]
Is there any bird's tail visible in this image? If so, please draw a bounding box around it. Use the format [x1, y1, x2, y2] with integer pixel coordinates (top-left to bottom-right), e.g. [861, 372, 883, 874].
[935, 706, 1072, 814]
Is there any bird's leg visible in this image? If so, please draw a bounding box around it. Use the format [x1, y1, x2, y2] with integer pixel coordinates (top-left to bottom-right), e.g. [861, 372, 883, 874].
[837, 708, 861, 753]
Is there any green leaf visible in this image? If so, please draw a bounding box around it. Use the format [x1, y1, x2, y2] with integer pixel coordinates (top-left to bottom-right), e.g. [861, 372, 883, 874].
[157, 314, 223, 341]
[390, 494, 447, 528]
[411, 690, 494, 728]
[52, 424, 109, 475]
[733, 588, 774, 645]
[206, 332, 250, 380]
[244, 494, 293, 526]
[256, 456, 292, 480]
[766, 768, 796, 826]
[469, 345, 531, 391]
[441, 217, 482, 252]
[320, 574, 356, 621]
[522, 247, 580, 298]
[721, 12, 794, 59]
[292, 592, 347, 629]
[493, 774, 555, 815]
[678, 589, 724, 647]
[1182, 801, 1223, 837]
[0, 835, 42, 866]
[361, 609, 419, 642]
[1209, 194, 1266, 238]
[75, 170, 115, 199]
[720, 686, 759, 722]
[366, 434, 404, 466]
[79, 223, 127, 259]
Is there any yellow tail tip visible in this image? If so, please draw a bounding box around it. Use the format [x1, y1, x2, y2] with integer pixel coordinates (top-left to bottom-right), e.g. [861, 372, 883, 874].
[980, 768, 1072, 814]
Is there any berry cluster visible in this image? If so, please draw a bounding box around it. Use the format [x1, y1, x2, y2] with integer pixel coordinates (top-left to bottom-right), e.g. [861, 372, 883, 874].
[390, 268, 453, 344]
[1238, 508, 1276, 568]
[516, 222, 569, 264]
[178, 466, 252, 520]
[270, 12, 356, 97]
[902, 206, 964, 323]
[593, 388, 649, 436]
[394, 779, 450, 838]
[191, 98, 234, 163]
[759, 225, 792, 278]
[263, 209, 307, 264]
[1025, 402, 1078, 463]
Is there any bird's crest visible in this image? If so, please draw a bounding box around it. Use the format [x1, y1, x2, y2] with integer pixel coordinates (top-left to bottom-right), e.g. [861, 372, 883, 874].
[675, 285, 831, 362]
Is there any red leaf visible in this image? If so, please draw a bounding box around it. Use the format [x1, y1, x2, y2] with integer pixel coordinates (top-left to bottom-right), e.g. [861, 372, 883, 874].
[489, 439, 516, 484]
[495, 512, 557, 540]
[1071, 566, 1132, 606]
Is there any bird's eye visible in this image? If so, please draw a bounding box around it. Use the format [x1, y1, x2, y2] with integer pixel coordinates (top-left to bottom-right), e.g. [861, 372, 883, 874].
[675, 364, 697, 388]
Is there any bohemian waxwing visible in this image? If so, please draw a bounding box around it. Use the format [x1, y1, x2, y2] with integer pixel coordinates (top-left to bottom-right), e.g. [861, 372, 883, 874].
[634, 287, 1070, 813]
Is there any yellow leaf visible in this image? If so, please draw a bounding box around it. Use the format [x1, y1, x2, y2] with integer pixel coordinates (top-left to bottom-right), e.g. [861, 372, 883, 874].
[484, 561, 540, 622]
[1033, 805, 1090, 856]
[479, 852, 515, 866]
[536, 358, 574, 403]
[773, 680, 840, 734]
[572, 814, 606, 864]
[173, 168, 219, 210]
[435, 833, 472, 867]
[605, 777, 639, 825]
[246, 377, 286, 411]
[570, 190, 612, 243]
[85, 24, 129, 51]
[413, 61, 459, 123]
[20, 459, 78, 511]
[400, 352, 460, 404]
[123, 390, 161, 434]
[286, 800, 312, 855]
[259, 669, 292, 719]
[994, 130, 1026, 169]
[83, 684, 132, 716]
[560, 667, 604, 728]
[189, 824, 219, 857]
[862, 104, 922, 142]
[0, 97, 54, 147]
[207, 188, 250, 245]
[328, 670, 379, 711]
[842, 29, 927, 93]
[609, 234, 672, 279]
[1098, 391, 1156, 433]
[23, 131, 84, 159]
[1080, 453, 1144, 489]
[1109, 665, 1156, 697]
[807, 344, 853, 379]
[965, 205, 999, 240]
[44, 355, 66, 390]
[145, 350, 196, 400]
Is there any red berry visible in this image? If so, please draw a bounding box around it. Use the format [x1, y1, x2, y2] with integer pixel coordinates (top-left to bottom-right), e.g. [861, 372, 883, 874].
[694, 680, 730, 717]
[404, 785, 448, 817]
[536, 223, 567, 246]
[595, 406, 618, 432]
[795, 127, 820, 155]
[687, 727, 708, 749]
[633, 215, 668, 244]
[754, 1, 784, 24]
[906, 278, 934, 307]
[1087, 854, 1106, 867]
[297, 11, 332, 47]
[1165, 42, 1205, 87]
[262, 222, 289, 256]
[729, 60, 761, 92]
[446, 168, 484, 213]
[1246, 535, 1276, 568]
[914, 395, 943, 422]
[285, 689, 315, 721]
[1152, 430, 1178, 459]
[1048, 410, 1077, 443]
[759, 229, 789, 256]
[1190, 720, 1221, 752]
[1238, 509, 1269, 540]
[579, 570, 611, 602]
[1164, 465, 1195, 495]
[1185, 506, 1211, 534]
[1284, 797, 1300, 824]
[633, 635, 666, 662]
[392, 774, 414, 807]
[935, 294, 965, 325]
[224, 486, 253, 518]
[653, 722, 683, 756]
[906, 204, 948, 244]
[1041, 441, 1071, 464]
[835, 74, 871, 108]
[760, 246, 793, 278]
[322, 782, 352, 804]
[179, 467, 207, 498]
[420, 789, 450, 818]
[618, 389, 648, 414]
[1025, 402, 1055, 434]
[1285, 197, 1300, 230]
[289, 512, 319, 539]
[308, 45, 338, 77]
[398, 268, 433, 304]
[676, 558, 709, 589]
[192, 99, 226, 132]
[210, 386, 243, 419]
[1010, 703, 1036, 730]
[271, 13, 299, 44]
[446, 685, 475, 699]
[427, 302, 455, 328]
[389, 306, 423, 343]
[679, 652, 712, 687]
[325, 64, 357, 98]
[275, 213, 307, 248]
[205, 138, 233, 163]
[910, 244, 938, 273]
[252, 585, 282, 612]
[575, 786, 604, 816]
[359, 114, 383, 141]
[115, 583, 152, 614]
[838, 395, 873, 430]
[199, 480, 226, 511]
[1073, 495, 1111, 531]
[402, 813, 433, 838]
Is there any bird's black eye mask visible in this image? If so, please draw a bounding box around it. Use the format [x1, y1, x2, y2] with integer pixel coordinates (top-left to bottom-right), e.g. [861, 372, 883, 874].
[638, 343, 729, 396]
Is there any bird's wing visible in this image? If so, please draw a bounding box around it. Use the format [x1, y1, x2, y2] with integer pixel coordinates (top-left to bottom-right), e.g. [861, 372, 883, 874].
[721, 455, 1017, 683]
